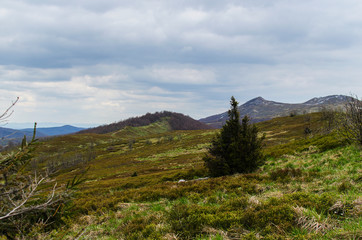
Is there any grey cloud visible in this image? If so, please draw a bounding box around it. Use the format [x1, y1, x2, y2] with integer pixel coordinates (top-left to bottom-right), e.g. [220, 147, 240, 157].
[6, 0, 359, 67]
[1, 0, 361, 124]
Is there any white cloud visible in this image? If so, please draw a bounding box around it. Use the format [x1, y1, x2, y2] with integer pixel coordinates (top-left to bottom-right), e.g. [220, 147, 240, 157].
[150, 66, 216, 85]
[178, 8, 208, 24]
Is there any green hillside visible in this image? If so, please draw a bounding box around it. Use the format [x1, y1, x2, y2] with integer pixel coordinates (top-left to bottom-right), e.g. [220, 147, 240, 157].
[111, 117, 172, 137]
[2, 113, 361, 239]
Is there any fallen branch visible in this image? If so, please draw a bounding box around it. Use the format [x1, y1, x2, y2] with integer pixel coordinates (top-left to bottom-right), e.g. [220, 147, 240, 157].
[0, 176, 58, 220]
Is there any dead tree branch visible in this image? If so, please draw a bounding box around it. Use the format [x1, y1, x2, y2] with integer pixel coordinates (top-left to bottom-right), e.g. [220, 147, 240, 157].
[0, 97, 19, 124]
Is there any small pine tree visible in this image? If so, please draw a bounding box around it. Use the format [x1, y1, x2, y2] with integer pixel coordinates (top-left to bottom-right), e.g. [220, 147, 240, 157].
[204, 96, 265, 177]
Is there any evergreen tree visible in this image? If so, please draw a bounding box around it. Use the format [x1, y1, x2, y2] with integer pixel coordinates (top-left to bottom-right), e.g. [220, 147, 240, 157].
[204, 96, 265, 177]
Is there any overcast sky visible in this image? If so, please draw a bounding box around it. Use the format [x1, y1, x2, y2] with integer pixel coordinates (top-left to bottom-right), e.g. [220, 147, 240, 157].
[1, 0, 361, 127]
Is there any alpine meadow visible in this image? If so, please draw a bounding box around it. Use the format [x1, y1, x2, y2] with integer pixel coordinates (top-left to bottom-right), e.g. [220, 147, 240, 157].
[0, 95, 361, 239]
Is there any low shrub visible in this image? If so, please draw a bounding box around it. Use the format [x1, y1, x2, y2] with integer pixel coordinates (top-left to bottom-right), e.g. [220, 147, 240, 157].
[168, 203, 216, 238]
[161, 168, 208, 182]
[266, 132, 346, 158]
[219, 196, 249, 211]
[241, 198, 295, 232]
[168, 196, 251, 239]
[121, 216, 164, 240]
[337, 180, 353, 193]
[283, 192, 335, 214]
[269, 167, 302, 181]
[116, 175, 260, 203]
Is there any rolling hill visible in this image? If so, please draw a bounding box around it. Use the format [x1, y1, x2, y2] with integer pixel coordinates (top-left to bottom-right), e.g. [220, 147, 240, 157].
[22, 125, 85, 136]
[0, 125, 85, 147]
[78, 111, 213, 134]
[0, 127, 47, 147]
[199, 95, 348, 128]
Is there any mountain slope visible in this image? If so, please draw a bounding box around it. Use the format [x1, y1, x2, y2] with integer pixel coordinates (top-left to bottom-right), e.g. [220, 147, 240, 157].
[0, 127, 48, 146]
[78, 111, 213, 134]
[200, 95, 348, 128]
[22, 125, 85, 136]
[0, 125, 85, 147]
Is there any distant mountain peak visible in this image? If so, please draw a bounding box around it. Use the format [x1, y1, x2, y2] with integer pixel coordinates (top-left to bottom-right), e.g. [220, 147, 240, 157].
[244, 96, 283, 106]
[303, 95, 348, 105]
[200, 94, 349, 128]
[250, 96, 265, 101]
[245, 96, 267, 105]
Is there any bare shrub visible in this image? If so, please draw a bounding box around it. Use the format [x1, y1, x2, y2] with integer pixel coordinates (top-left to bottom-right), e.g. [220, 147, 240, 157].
[337, 94, 362, 145]
[0, 99, 86, 238]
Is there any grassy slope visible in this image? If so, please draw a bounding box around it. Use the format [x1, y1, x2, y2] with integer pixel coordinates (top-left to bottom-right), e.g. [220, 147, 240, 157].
[28, 114, 361, 239]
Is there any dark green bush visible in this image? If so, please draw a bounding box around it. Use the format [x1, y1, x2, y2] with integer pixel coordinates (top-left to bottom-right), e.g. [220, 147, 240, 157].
[283, 192, 335, 214]
[241, 199, 295, 232]
[337, 180, 353, 192]
[168, 200, 248, 239]
[219, 196, 249, 211]
[168, 203, 214, 238]
[161, 168, 208, 182]
[117, 176, 260, 203]
[121, 215, 164, 240]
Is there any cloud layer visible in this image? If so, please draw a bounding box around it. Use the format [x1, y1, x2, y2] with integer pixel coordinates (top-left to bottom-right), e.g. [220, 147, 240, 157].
[1, 0, 361, 126]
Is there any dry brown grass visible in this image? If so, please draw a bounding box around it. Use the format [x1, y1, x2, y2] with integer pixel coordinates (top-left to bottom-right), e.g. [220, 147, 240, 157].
[294, 206, 331, 234]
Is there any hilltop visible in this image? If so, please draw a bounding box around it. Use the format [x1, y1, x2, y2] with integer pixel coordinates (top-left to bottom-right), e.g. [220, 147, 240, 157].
[78, 111, 213, 134]
[200, 95, 348, 128]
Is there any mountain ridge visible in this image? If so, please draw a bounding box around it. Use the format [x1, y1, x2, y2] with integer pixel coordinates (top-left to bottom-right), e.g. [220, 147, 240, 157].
[21, 125, 85, 136]
[0, 125, 85, 147]
[200, 95, 348, 128]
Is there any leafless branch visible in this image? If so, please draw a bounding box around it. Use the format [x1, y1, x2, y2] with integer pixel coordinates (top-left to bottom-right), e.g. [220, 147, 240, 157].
[337, 94, 362, 145]
[0, 97, 19, 123]
[0, 98, 80, 237]
[0, 175, 59, 221]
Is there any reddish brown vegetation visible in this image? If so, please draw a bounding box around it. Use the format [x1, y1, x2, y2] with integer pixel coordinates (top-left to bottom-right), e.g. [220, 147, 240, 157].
[78, 111, 213, 134]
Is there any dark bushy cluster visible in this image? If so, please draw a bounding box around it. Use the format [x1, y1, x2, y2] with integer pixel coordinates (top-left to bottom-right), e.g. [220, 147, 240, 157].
[79, 111, 212, 134]
[204, 97, 265, 177]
